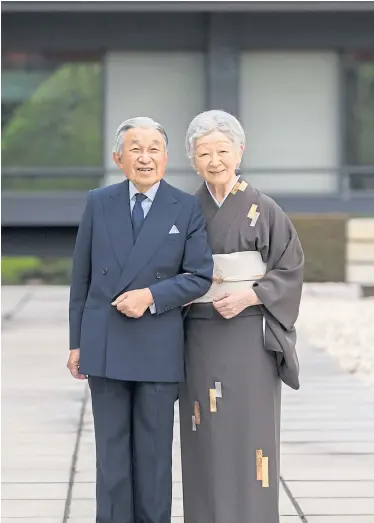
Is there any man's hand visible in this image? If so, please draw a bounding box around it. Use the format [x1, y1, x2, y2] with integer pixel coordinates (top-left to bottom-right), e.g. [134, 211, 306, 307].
[111, 288, 154, 318]
[212, 289, 260, 319]
[67, 349, 87, 380]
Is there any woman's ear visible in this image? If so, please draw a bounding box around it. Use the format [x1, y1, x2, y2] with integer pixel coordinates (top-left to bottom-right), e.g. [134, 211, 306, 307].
[239, 144, 245, 160]
[236, 144, 244, 167]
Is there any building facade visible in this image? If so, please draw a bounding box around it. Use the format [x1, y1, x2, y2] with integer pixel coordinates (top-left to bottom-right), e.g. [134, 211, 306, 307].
[2, 1, 374, 257]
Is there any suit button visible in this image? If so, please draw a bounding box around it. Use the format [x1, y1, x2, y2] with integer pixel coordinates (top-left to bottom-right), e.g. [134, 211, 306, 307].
[102, 268, 108, 275]
[156, 272, 161, 279]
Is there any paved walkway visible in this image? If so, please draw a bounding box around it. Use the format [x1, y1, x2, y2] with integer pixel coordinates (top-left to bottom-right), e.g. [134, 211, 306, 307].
[2, 285, 374, 523]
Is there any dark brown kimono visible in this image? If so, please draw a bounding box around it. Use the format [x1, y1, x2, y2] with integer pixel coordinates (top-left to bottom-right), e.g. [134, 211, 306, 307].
[179, 179, 304, 523]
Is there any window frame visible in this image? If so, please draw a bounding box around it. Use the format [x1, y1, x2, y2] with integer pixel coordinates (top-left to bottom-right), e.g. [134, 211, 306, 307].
[342, 49, 374, 194]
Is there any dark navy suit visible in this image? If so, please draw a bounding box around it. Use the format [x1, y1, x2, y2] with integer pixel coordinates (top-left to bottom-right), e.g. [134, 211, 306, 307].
[69, 179, 213, 523]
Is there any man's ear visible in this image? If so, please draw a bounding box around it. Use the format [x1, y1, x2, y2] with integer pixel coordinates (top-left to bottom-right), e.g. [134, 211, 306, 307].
[113, 152, 123, 169]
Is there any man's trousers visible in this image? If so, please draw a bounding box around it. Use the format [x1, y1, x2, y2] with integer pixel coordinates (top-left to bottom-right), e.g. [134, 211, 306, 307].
[88, 377, 179, 523]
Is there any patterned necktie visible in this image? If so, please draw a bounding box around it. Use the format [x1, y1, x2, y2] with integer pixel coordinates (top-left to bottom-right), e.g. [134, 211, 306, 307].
[131, 193, 147, 242]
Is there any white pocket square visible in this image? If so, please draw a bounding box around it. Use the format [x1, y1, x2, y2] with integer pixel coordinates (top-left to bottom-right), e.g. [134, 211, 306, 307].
[169, 225, 180, 234]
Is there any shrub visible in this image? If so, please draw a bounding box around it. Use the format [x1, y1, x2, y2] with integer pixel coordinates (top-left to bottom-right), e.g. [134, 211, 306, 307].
[1, 257, 72, 285]
[290, 214, 347, 282]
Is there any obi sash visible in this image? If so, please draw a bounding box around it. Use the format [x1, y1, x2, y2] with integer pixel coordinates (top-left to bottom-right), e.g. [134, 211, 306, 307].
[193, 251, 266, 303]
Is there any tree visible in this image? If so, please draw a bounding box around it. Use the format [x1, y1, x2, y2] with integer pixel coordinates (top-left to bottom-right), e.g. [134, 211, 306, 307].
[2, 63, 102, 167]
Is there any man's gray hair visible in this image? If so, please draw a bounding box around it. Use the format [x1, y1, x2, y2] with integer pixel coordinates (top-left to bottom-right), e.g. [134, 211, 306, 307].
[112, 116, 168, 156]
[186, 110, 245, 160]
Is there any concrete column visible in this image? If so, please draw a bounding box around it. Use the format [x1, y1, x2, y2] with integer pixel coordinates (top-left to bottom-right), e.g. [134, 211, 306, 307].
[206, 14, 239, 118]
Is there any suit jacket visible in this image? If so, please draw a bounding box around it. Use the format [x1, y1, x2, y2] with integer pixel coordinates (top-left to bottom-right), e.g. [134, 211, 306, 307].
[69, 179, 213, 382]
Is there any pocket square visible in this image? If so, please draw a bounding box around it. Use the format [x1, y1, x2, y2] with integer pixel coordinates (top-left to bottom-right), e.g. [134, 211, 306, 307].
[169, 225, 179, 234]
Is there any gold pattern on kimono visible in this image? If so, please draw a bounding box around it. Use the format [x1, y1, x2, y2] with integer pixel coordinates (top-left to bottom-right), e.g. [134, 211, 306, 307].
[231, 182, 241, 195]
[213, 264, 225, 284]
[256, 449, 270, 487]
[238, 180, 248, 192]
[209, 389, 217, 412]
[256, 449, 263, 480]
[248, 204, 258, 219]
[214, 382, 222, 398]
[261, 457, 269, 487]
[248, 204, 260, 227]
[194, 401, 201, 425]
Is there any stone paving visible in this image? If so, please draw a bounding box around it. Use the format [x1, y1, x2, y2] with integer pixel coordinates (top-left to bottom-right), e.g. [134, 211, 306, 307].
[2, 285, 374, 523]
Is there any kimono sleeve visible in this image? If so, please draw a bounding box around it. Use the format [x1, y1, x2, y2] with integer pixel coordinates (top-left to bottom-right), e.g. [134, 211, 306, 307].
[253, 198, 304, 330]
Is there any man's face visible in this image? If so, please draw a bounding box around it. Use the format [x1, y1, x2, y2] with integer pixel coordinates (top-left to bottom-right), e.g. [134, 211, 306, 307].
[113, 127, 168, 192]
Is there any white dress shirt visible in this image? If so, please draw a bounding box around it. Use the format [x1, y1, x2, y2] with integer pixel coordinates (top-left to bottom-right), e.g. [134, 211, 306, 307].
[205, 176, 239, 208]
[129, 181, 160, 314]
[129, 180, 160, 217]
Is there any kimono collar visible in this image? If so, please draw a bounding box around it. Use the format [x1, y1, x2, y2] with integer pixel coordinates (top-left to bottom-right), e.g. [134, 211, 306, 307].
[205, 175, 240, 207]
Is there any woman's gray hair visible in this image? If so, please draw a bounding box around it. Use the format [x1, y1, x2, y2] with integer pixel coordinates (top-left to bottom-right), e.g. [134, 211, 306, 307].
[186, 110, 245, 160]
[112, 116, 168, 156]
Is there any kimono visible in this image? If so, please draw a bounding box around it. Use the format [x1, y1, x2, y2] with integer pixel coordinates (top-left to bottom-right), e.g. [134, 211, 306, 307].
[179, 178, 304, 523]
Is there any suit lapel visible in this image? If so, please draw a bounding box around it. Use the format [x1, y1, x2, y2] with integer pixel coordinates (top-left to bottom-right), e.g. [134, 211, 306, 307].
[102, 180, 134, 270]
[113, 179, 182, 297]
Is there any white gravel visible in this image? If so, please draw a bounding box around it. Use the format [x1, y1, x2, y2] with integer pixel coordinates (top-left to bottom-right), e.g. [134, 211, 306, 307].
[297, 284, 374, 389]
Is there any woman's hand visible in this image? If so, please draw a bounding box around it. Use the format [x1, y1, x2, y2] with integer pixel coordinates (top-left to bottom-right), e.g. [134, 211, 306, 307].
[212, 289, 260, 319]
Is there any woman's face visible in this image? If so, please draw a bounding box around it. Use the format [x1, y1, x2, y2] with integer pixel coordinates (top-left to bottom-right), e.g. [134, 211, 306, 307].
[193, 130, 243, 187]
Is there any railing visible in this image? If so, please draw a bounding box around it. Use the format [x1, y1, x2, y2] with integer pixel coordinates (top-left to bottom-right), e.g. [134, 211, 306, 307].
[345, 166, 374, 192]
[1, 167, 105, 192]
[1, 165, 374, 195]
[240, 166, 374, 197]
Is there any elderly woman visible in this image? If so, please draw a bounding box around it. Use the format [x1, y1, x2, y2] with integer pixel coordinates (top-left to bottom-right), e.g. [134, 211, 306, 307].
[179, 110, 304, 523]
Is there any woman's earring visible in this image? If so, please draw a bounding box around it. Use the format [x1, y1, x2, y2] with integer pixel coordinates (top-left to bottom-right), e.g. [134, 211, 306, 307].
[235, 167, 241, 176]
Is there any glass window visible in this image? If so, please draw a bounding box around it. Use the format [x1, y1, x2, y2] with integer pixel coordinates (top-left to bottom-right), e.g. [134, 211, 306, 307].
[104, 52, 205, 193]
[1, 52, 103, 190]
[239, 51, 340, 194]
[345, 51, 374, 166]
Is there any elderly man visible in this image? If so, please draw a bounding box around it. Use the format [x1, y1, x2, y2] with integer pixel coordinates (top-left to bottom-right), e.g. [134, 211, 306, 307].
[67, 117, 213, 523]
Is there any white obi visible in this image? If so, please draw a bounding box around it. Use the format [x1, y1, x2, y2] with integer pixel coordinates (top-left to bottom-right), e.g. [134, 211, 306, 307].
[193, 251, 267, 304]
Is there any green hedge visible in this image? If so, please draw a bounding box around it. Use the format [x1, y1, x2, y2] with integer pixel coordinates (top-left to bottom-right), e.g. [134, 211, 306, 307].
[1, 257, 72, 285]
[290, 214, 347, 282]
[2, 215, 348, 284]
